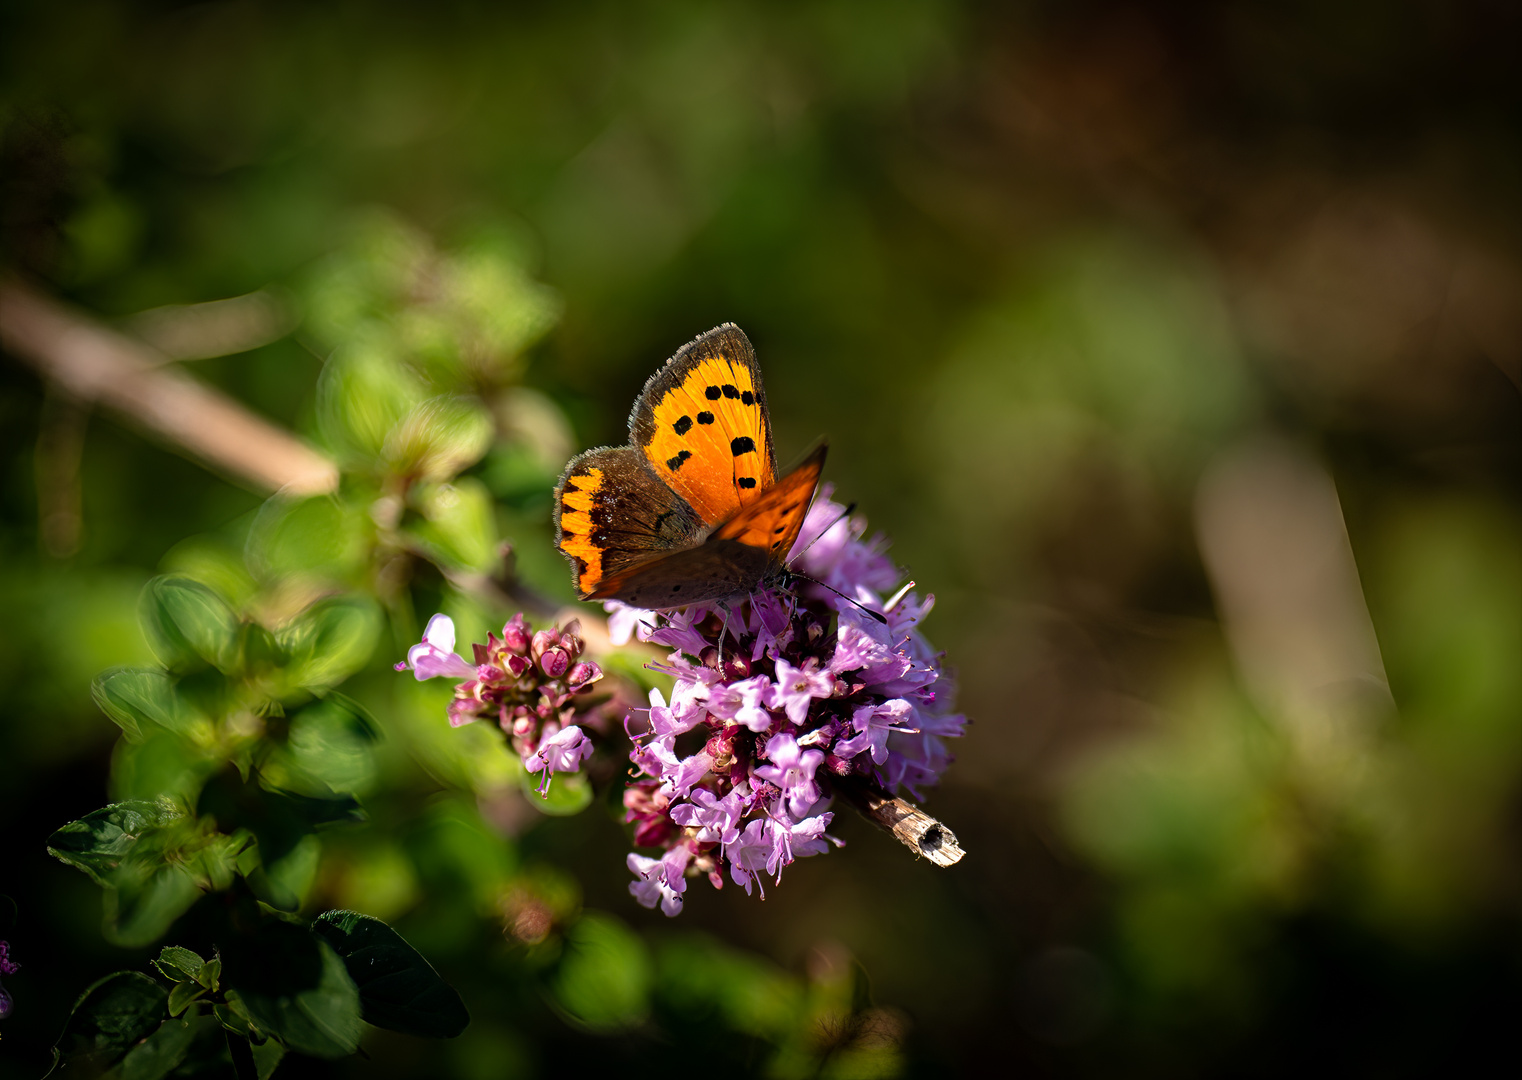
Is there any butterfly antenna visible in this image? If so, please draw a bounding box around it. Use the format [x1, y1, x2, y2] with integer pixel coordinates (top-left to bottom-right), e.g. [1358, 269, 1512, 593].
[786, 569, 888, 625]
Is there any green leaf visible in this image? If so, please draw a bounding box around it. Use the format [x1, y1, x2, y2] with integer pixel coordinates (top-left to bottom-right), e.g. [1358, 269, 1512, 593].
[92, 668, 204, 742]
[105, 862, 204, 948]
[383, 394, 494, 481]
[199, 956, 222, 991]
[548, 912, 651, 1033]
[166, 980, 205, 1018]
[250, 1034, 285, 1080]
[311, 910, 470, 1039]
[114, 1014, 207, 1080]
[406, 478, 499, 573]
[140, 576, 240, 673]
[47, 800, 174, 888]
[222, 921, 362, 1059]
[110, 729, 220, 804]
[277, 595, 382, 691]
[264, 698, 380, 798]
[246, 493, 372, 585]
[315, 339, 427, 466]
[51, 971, 168, 1071]
[153, 945, 205, 984]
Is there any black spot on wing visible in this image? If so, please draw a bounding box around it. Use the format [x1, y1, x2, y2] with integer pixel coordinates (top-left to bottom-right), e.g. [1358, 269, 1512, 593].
[666, 450, 692, 471]
[731, 436, 756, 456]
[674, 415, 693, 436]
[705, 385, 721, 400]
[741, 390, 755, 406]
[737, 476, 757, 489]
[722, 384, 739, 399]
[697, 411, 715, 425]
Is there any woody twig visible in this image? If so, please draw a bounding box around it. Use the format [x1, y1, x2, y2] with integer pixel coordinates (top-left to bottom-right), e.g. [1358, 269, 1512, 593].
[834, 775, 966, 867]
[0, 276, 337, 496]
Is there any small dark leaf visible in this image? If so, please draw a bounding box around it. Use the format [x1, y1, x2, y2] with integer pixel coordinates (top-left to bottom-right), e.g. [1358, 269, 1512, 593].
[250, 1034, 285, 1080]
[115, 1014, 205, 1080]
[311, 910, 470, 1038]
[47, 801, 172, 887]
[154, 946, 205, 984]
[105, 865, 204, 949]
[167, 980, 205, 1017]
[51, 971, 168, 1071]
[222, 921, 361, 1059]
[141, 577, 240, 673]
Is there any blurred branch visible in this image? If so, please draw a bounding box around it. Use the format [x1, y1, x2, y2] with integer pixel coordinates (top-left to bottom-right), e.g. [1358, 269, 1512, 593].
[127, 288, 297, 362]
[0, 277, 338, 496]
[835, 777, 966, 867]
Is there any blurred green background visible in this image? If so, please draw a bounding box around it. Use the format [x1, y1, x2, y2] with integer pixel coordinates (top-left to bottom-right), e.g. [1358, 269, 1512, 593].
[1, 1, 1517, 1076]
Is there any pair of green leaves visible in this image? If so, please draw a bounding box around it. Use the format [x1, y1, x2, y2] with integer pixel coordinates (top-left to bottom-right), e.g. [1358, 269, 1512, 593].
[51, 914, 469, 1078]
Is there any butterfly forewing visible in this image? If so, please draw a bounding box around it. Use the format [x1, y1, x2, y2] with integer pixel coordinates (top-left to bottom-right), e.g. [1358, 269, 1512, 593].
[629, 325, 776, 527]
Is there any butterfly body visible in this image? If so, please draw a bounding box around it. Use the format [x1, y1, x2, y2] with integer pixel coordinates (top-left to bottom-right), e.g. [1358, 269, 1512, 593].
[555, 325, 825, 608]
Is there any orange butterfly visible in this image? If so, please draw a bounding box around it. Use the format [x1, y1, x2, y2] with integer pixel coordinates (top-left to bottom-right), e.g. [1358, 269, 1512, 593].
[554, 325, 826, 608]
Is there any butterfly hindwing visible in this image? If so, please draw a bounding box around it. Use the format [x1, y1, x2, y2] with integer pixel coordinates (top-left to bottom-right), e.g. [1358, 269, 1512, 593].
[555, 446, 705, 599]
[586, 538, 774, 607]
[628, 324, 776, 527]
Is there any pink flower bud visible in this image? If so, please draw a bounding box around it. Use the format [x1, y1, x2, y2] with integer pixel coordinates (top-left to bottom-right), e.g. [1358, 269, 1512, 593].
[501, 614, 531, 654]
[530, 628, 558, 660]
[505, 653, 532, 678]
[539, 646, 570, 679]
[567, 661, 601, 688]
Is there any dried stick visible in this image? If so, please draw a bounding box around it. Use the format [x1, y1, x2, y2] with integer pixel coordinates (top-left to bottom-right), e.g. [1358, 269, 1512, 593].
[834, 776, 966, 867]
[0, 277, 338, 496]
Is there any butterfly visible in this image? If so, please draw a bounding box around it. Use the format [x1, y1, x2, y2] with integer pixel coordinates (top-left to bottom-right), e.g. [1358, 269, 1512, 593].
[554, 324, 826, 609]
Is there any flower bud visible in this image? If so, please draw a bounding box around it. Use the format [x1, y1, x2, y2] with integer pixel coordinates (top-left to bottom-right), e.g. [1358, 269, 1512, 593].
[505, 653, 532, 678]
[567, 661, 601, 688]
[530, 628, 558, 660]
[539, 645, 570, 680]
[501, 614, 531, 654]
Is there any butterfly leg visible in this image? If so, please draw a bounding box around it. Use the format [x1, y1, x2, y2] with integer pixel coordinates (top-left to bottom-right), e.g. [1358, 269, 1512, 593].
[714, 600, 734, 670]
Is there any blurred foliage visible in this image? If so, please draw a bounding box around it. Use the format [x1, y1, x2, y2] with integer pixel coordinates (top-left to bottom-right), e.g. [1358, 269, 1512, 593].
[1, 0, 1518, 1077]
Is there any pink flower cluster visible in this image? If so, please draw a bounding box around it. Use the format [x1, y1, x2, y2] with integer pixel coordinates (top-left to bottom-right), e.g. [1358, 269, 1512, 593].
[397, 613, 601, 793]
[613, 489, 965, 916]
